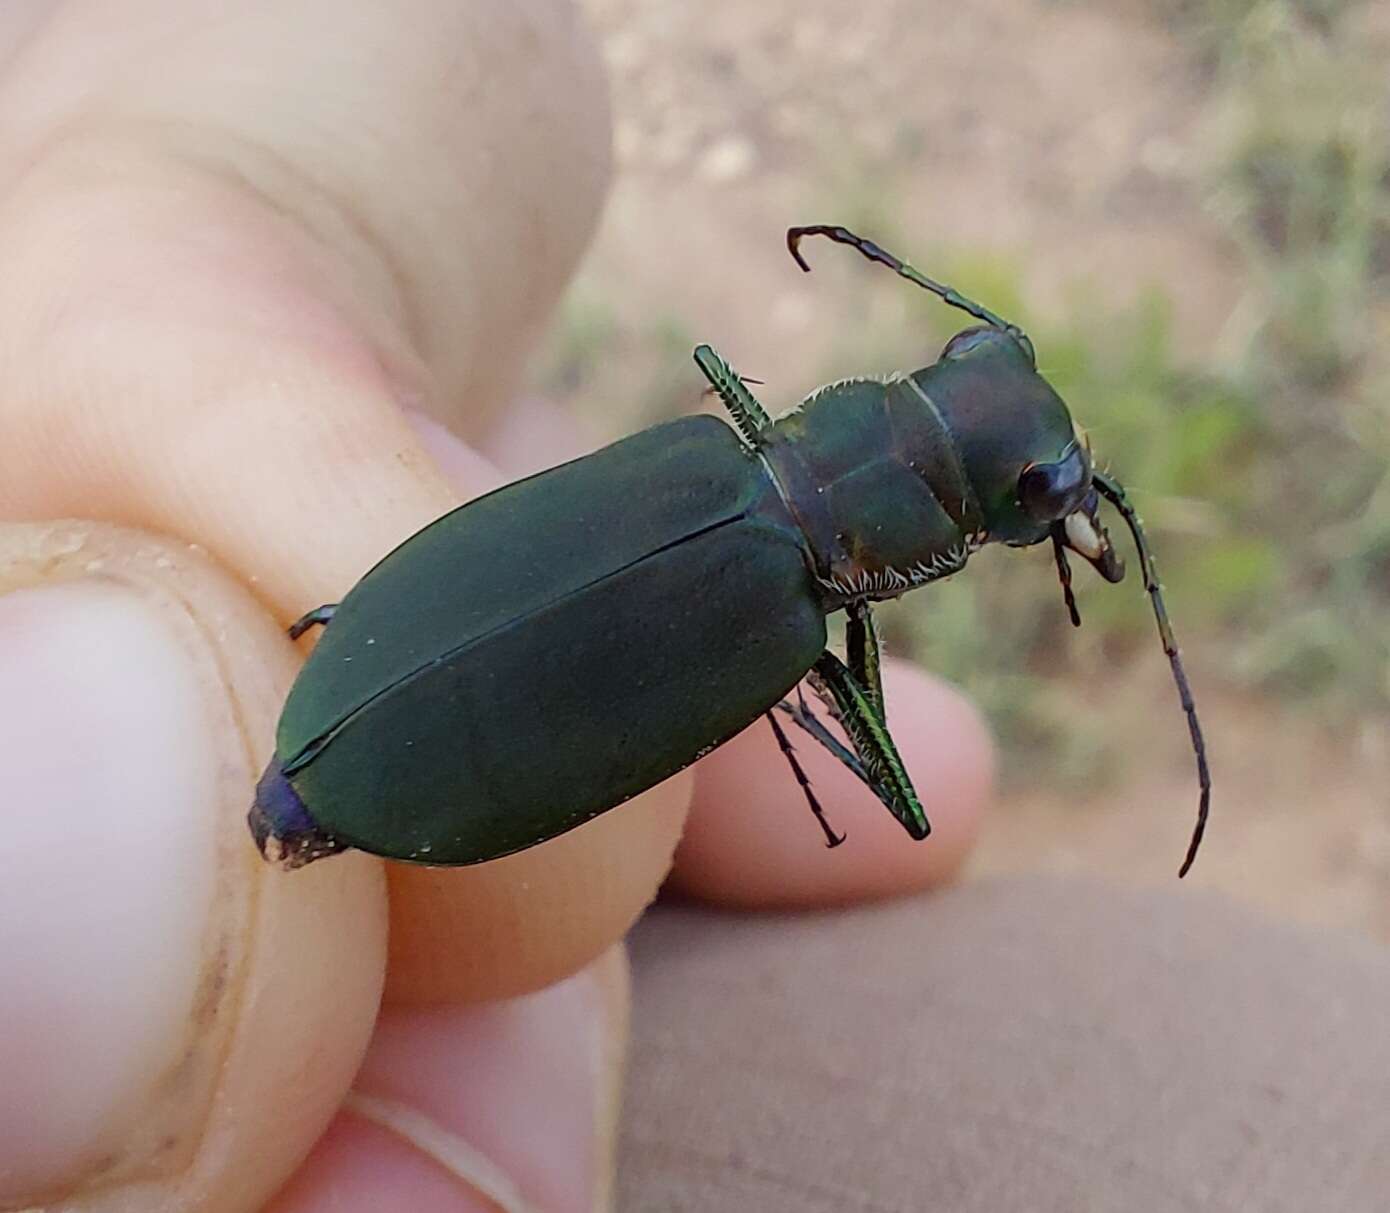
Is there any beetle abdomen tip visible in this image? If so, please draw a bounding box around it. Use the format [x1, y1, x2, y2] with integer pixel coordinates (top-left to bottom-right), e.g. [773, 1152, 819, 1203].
[248, 757, 347, 869]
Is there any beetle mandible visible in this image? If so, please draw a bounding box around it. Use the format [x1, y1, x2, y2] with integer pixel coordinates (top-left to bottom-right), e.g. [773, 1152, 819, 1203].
[249, 225, 1211, 876]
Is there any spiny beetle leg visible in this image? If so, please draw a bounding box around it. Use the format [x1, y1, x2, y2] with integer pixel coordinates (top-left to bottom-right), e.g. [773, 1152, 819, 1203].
[783, 653, 930, 842]
[692, 344, 772, 445]
[775, 685, 872, 785]
[805, 603, 885, 728]
[773, 690, 875, 849]
[810, 649, 930, 840]
[288, 603, 338, 641]
[765, 708, 845, 847]
[845, 600, 885, 723]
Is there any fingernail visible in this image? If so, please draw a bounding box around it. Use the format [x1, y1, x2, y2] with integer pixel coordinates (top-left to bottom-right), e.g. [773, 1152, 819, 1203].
[336, 958, 623, 1213]
[0, 582, 221, 1201]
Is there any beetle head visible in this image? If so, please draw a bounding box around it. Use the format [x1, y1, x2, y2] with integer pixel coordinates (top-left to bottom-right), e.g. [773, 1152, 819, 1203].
[785, 224, 1206, 877]
[926, 328, 1122, 582]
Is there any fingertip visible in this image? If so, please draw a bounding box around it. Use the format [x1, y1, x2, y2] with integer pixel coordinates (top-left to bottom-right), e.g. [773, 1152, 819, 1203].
[383, 774, 689, 1004]
[0, 523, 386, 1210]
[670, 661, 994, 909]
[270, 948, 629, 1213]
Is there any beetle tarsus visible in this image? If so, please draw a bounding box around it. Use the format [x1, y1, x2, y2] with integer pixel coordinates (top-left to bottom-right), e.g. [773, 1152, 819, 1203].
[693, 344, 772, 444]
[288, 603, 338, 641]
[765, 708, 845, 848]
[1050, 529, 1083, 628]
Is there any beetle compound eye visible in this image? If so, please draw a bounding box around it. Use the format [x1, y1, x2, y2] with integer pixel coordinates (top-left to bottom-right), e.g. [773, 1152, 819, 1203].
[940, 325, 1035, 366]
[941, 327, 994, 360]
[1018, 446, 1088, 522]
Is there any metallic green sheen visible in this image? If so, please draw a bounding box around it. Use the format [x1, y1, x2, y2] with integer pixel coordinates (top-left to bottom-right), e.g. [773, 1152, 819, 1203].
[277, 416, 826, 863]
[752, 331, 1079, 606]
[760, 378, 971, 599]
[917, 330, 1080, 544]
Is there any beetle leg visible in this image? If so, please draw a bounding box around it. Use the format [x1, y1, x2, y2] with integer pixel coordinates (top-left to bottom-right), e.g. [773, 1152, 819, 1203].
[845, 600, 885, 723]
[777, 659, 929, 842]
[774, 682, 884, 844]
[1049, 529, 1083, 628]
[692, 344, 772, 444]
[764, 709, 845, 847]
[288, 603, 338, 640]
[806, 650, 931, 840]
[776, 685, 868, 779]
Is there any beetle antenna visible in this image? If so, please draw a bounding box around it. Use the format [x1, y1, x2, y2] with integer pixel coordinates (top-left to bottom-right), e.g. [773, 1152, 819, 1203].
[1092, 470, 1211, 877]
[787, 225, 1036, 362]
[1050, 528, 1082, 628]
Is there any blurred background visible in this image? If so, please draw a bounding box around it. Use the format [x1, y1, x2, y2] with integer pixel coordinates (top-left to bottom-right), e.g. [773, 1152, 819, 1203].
[527, 0, 1390, 939]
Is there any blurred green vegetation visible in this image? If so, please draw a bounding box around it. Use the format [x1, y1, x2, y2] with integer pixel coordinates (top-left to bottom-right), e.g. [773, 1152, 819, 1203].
[534, 0, 1389, 785]
[911, 1, 1389, 773]
[1201, 0, 1390, 713]
[536, 284, 700, 437]
[871, 281, 1274, 786]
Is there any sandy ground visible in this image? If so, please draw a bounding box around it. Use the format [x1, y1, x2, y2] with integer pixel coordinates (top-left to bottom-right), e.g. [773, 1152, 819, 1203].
[566, 0, 1390, 942]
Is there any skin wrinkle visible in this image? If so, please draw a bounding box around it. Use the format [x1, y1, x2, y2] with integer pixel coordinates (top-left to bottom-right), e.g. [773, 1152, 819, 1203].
[342, 1095, 530, 1213]
[0, 143, 460, 612]
[156, 553, 273, 1155]
[91, 113, 430, 384]
[0, 546, 234, 1198]
[160, 122, 432, 376]
[110, 573, 231, 1186]
[0, 116, 432, 427]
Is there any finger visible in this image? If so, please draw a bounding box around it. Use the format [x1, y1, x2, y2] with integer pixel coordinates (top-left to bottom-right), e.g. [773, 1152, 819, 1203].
[0, 1, 687, 1003]
[0, 0, 611, 610]
[670, 662, 994, 908]
[0, 523, 385, 1211]
[479, 395, 604, 481]
[0, 0, 611, 450]
[0, 3, 49, 64]
[266, 947, 628, 1213]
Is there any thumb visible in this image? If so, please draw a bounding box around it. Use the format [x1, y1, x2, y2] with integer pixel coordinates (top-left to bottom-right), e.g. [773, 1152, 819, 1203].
[0, 522, 385, 1211]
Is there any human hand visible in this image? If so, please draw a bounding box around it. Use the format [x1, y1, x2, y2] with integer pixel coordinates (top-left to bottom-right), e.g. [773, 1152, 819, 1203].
[0, 3, 991, 1209]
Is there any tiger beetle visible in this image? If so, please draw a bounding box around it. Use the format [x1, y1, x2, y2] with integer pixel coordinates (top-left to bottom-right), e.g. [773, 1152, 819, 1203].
[250, 225, 1211, 876]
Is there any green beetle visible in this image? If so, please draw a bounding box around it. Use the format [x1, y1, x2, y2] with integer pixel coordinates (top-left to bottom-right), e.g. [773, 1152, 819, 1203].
[250, 226, 1210, 875]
